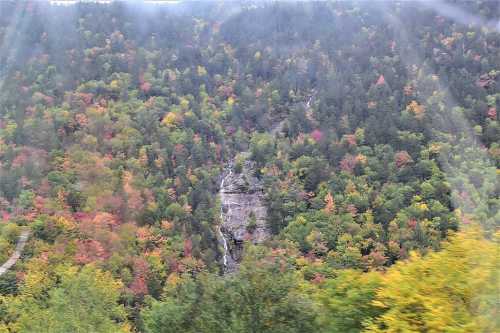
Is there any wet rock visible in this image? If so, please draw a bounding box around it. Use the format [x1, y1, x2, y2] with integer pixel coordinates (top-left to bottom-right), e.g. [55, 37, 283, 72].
[219, 160, 270, 273]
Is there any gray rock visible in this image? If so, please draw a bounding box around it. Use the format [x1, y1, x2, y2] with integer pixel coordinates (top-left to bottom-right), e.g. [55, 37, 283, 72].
[218, 160, 270, 273]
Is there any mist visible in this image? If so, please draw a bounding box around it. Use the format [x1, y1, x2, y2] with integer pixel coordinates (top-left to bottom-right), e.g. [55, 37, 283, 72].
[417, 0, 500, 32]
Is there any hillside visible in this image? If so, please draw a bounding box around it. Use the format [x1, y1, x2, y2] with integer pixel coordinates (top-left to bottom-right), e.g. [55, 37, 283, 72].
[0, 1, 498, 332]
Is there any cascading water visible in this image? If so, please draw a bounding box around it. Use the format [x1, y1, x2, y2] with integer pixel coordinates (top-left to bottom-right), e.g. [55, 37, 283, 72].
[216, 94, 313, 273]
[218, 225, 228, 267]
[218, 167, 231, 270]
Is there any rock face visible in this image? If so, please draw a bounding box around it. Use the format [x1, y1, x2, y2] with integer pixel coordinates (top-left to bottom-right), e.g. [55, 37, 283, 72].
[0, 230, 30, 277]
[219, 160, 269, 273]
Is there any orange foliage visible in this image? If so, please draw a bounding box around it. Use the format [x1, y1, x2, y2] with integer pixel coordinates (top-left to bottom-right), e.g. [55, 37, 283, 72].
[406, 100, 425, 119]
[394, 150, 413, 168]
[323, 192, 336, 214]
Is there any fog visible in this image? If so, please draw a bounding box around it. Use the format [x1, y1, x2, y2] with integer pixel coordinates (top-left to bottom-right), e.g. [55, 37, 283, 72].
[418, 0, 500, 32]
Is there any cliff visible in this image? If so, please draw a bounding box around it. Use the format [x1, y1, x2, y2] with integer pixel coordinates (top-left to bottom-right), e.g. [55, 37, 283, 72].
[219, 159, 270, 273]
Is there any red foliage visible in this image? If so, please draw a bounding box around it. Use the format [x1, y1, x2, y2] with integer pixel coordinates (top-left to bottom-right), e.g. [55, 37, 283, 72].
[75, 113, 89, 127]
[103, 129, 114, 140]
[74, 239, 107, 264]
[96, 194, 124, 213]
[140, 81, 152, 93]
[394, 151, 413, 168]
[78, 212, 119, 238]
[183, 238, 193, 257]
[487, 107, 497, 120]
[133, 258, 149, 276]
[130, 258, 150, 297]
[376, 74, 385, 86]
[127, 192, 144, 212]
[390, 40, 396, 52]
[76, 92, 94, 106]
[217, 85, 233, 98]
[34, 196, 46, 212]
[339, 154, 358, 173]
[11, 148, 48, 169]
[310, 129, 324, 142]
[407, 218, 417, 230]
[1, 211, 10, 221]
[11, 153, 29, 169]
[73, 211, 92, 221]
[346, 204, 358, 217]
[93, 212, 119, 228]
[311, 273, 326, 285]
[130, 276, 148, 297]
[362, 250, 387, 268]
[459, 191, 470, 203]
[38, 179, 51, 196]
[32, 92, 54, 106]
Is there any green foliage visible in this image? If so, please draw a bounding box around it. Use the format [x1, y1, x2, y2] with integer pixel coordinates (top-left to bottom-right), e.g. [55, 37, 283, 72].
[142, 247, 319, 333]
[366, 230, 499, 332]
[1, 264, 130, 333]
[250, 133, 276, 168]
[0, 1, 497, 331]
[316, 270, 382, 332]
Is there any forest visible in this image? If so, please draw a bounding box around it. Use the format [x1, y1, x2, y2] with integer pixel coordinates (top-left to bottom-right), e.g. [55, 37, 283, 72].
[0, 1, 498, 332]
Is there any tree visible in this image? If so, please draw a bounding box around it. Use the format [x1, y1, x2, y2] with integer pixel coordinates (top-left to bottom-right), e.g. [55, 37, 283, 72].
[249, 133, 275, 168]
[2, 265, 130, 333]
[141, 276, 198, 333]
[142, 246, 319, 333]
[316, 270, 382, 333]
[366, 229, 498, 333]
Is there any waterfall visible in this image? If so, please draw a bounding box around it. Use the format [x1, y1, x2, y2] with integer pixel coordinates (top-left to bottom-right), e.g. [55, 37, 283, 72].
[218, 225, 228, 267]
[219, 168, 231, 269]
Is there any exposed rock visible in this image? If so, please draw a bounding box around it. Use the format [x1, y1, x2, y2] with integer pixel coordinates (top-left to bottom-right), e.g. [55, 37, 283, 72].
[0, 230, 30, 277]
[219, 160, 270, 273]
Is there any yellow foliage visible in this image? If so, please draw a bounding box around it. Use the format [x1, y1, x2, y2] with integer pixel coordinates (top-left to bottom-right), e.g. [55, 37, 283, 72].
[366, 229, 499, 333]
[345, 180, 358, 195]
[109, 80, 120, 90]
[139, 147, 148, 166]
[56, 216, 76, 231]
[416, 202, 429, 212]
[17, 259, 56, 298]
[161, 112, 178, 127]
[295, 257, 308, 268]
[166, 273, 181, 287]
[180, 98, 190, 111]
[188, 174, 199, 185]
[429, 142, 442, 154]
[356, 153, 368, 165]
[197, 65, 207, 76]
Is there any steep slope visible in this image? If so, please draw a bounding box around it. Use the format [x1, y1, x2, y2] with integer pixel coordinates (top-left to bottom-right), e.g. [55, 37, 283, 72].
[219, 157, 269, 272]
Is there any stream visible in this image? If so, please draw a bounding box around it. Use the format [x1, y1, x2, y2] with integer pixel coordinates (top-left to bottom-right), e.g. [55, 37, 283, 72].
[217, 91, 316, 273]
[218, 157, 268, 273]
